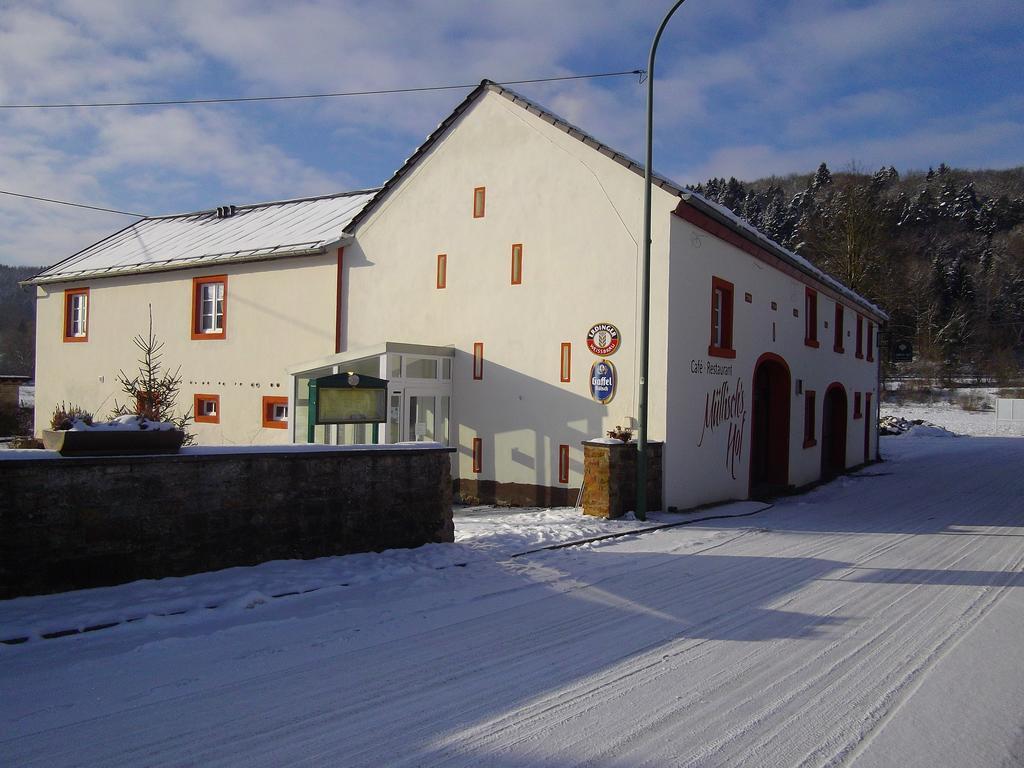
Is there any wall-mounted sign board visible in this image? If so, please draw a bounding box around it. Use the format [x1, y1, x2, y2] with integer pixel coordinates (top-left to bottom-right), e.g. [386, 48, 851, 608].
[587, 323, 620, 356]
[590, 359, 616, 404]
[311, 372, 388, 424]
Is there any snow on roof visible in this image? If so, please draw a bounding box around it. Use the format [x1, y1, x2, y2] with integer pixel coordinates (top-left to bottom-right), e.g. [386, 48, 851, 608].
[28, 190, 378, 285]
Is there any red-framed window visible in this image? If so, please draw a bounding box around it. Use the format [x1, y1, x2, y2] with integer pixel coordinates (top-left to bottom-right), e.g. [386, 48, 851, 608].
[472, 437, 483, 473]
[262, 396, 288, 429]
[834, 302, 845, 353]
[804, 288, 819, 347]
[62, 287, 90, 342]
[192, 275, 227, 340]
[803, 390, 817, 448]
[194, 393, 220, 424]
[854, 391, 863, 419]
[511, 243, 523, 285]
[855, 315, 864, 358]
[473, 187, 486, 218]
[709, 276, 736, 358]
[558, 444, 570, 484]
[436, 254, 447, 289]
[560, 342, 571, 383]
[866, 322, 875, 362]
[472, 342, 484, 380]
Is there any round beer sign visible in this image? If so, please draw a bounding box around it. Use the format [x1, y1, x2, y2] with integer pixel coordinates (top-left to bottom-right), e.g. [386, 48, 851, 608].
[590, 359, 617, 404]
[587, 323, 620, 356]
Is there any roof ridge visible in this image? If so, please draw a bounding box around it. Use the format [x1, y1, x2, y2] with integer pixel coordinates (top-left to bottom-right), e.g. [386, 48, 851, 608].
[148, 188, 382, 220]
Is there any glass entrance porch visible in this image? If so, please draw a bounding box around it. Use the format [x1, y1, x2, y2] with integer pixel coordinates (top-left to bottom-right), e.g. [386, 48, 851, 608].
[288, 342, 454, 446]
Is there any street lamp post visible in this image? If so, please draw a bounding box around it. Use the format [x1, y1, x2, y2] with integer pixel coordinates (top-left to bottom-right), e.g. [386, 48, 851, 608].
[637, 0, 688, 522]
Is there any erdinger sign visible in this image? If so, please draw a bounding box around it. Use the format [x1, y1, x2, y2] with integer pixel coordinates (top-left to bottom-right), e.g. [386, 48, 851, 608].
[587, 323, 620, 356]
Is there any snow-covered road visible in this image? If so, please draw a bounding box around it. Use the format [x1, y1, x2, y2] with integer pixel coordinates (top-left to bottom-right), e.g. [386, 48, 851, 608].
[3, 432, 1023, 766]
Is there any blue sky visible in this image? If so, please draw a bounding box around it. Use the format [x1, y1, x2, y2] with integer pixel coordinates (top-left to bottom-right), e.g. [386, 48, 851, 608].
[1, 0, 1022, 267]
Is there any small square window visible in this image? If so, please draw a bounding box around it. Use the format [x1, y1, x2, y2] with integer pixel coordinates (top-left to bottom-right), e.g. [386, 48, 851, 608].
[709, 276, 736, 359]
[63, 287, 89, 342]
[262, 396, 288, 429]
[473, 187, 486, 218]
[194, 394, 220, 424]
[192, 275, 227, 340]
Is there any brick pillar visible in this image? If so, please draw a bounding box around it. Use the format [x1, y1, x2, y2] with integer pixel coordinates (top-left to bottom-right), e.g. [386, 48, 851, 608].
[582, 440, 663, 518]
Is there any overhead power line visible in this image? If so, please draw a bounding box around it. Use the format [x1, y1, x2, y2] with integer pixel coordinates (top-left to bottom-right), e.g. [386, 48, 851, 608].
[0, 189, 146, 217]
[0, 70, 645, 110]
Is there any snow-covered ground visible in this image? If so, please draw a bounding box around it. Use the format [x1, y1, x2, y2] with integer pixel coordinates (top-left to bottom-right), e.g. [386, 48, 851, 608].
[2, 405, 1023, 766]
[882, 398, 1024, 438]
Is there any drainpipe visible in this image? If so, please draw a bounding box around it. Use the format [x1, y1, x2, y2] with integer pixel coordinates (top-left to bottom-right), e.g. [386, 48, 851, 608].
[638, 0, 688, 522]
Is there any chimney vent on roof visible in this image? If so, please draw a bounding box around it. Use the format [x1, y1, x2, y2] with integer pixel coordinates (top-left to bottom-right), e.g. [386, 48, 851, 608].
[216, 205, 237, 219]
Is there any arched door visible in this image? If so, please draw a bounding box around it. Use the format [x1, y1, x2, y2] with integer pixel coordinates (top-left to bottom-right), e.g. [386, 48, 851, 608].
[750, 354, 791, 497]
[821, 383, 848, 478]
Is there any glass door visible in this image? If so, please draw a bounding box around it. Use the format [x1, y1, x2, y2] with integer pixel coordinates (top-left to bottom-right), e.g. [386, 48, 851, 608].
[403, 389, 450, 444]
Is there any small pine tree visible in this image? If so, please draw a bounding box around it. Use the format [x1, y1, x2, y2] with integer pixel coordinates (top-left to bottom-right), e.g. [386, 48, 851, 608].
[812, 162, 832, 190]
[111, 307, 195, 444]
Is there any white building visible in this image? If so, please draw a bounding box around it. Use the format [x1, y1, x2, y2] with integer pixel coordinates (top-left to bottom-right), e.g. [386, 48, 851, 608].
[28, 81, 885, 510]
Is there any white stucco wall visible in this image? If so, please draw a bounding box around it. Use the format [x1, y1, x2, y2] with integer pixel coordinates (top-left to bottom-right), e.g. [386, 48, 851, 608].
[664, 214, 882, 509]
[34, 254, 338, 444]
[344, 90, 679, 491]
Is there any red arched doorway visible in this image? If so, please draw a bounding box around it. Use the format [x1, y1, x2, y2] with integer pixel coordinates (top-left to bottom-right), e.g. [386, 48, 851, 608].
[749, 353, 791, 497]
[821, 383, 848, 479]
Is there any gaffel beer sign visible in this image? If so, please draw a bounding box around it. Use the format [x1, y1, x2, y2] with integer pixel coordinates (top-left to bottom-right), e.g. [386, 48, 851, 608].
[590, 359, 617, 404]
[587, 323, 620, 356]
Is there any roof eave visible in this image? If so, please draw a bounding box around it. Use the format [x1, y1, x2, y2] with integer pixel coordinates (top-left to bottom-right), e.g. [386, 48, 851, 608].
[679, 192, 888, 323]
[21, 238, 351, 287]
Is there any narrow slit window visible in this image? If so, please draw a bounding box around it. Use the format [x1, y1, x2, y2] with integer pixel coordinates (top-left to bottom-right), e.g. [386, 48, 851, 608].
[473, 187, 486, 218]
[560, 342, 571, 383]
[436, 253, 447, 289]
[511, 243, 523, 285]
[856, 315, 864, 358]
[804, 390, 817, 448]
[854, 391, 863, 419]
[867, 322, 875, 362]
[473, 342, 484, 380]
[805, 288, 819, 347]
[558, 444, 570, 484]
[472, 437, 482, 473]
[834, 303, 845, 353]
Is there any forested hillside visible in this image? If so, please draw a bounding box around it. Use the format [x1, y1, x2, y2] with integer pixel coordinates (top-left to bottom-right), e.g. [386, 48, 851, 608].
[0, 265, 42, 377]
[692, 164, 1024, 381]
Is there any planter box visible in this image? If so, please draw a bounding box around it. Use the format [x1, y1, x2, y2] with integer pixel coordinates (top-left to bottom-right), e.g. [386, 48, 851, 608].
[42, 428, 186, 456]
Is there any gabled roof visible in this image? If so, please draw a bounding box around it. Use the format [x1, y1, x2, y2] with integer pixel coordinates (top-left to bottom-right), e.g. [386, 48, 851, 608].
[26, 190, 377, 285]
[347, 80, 886, 321]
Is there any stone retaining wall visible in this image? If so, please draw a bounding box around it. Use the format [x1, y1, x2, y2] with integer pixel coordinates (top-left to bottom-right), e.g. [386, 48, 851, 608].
[0, 445, 455, 599]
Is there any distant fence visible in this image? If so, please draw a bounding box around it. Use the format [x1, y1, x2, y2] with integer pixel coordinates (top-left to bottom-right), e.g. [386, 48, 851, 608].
[995, 398, 1024, 423]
